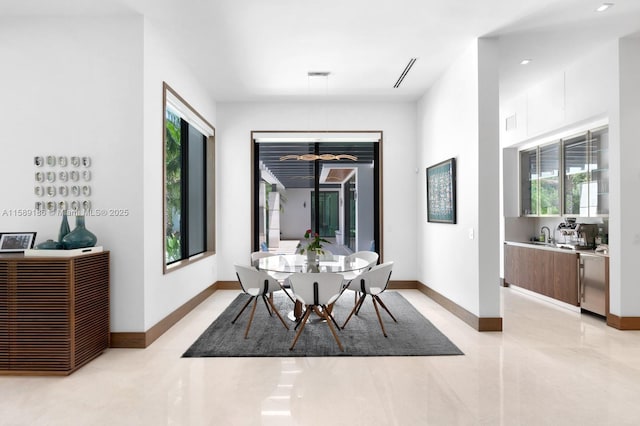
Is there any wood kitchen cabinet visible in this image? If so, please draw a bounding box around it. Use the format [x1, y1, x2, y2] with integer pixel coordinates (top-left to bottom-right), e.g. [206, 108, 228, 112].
[553, 251, 579, 305]
[504, 244, 579, 305]
[0, 251, 109, 375]
[504, 244, 525, 288]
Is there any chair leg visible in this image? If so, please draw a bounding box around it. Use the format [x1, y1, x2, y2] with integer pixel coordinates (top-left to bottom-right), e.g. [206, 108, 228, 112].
[279, 284, 296, 303]
[320, 308, 343, 351]
[264, 294, 289, 330]
[356, 292, 369, 315]
[371, 296, 388, 337]
[231, 295, 254, 324]
[262, 295, 273, 316]
[290, 308, 313, 350]
[294, 307, 309, 330]
[341, 293, 367, 329]
[374, 295, 397, 322]
[244, 296, 259, 339]
[319, 305, 341, 330]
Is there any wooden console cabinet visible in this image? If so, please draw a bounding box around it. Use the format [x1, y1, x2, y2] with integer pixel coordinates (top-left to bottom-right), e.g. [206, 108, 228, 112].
[0, 251, 109, 375]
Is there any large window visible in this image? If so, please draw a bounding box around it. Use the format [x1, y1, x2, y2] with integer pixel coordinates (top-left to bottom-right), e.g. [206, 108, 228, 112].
[163, 83, 215, 272]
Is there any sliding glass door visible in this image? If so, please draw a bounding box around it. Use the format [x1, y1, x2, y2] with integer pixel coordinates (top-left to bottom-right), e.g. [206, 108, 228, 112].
[311, 191, 339, 238]
[252, 133, 381, 256]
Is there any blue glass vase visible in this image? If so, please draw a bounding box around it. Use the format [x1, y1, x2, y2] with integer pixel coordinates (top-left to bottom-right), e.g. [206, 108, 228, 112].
[58, 212, 70, 243]
[62, 215, 97, 249]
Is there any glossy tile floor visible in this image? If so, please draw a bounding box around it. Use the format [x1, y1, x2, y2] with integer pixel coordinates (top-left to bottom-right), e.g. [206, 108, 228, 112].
[2, 287, 640, 425]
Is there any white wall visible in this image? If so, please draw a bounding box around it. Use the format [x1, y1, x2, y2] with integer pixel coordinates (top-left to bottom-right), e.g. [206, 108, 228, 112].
[0, 16, 146, 332]
[216, 102, 417, 280]
[142, 19, 218, 330]
[0, 16, 220, 333]
[615, 36, 640, 316]
[281, 188, 309, 240]
[416, 39, 501, 318]
[500, 42, 617, 147]
[477, 39, 501, 317]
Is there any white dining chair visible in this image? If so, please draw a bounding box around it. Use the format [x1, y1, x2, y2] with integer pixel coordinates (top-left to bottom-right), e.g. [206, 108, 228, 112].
[250, 251, 295, 303]
[340, 250, 379, 283]
[287, 272, 345, 352]
[250, 250, 274, 265]
[233, 264, 290, 338]
[341, 261, 396, 337]
[339, 250, 380, 304]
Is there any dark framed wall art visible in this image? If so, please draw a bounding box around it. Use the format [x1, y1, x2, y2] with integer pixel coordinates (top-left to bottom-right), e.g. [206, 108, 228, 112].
[426, 157, 456, 224]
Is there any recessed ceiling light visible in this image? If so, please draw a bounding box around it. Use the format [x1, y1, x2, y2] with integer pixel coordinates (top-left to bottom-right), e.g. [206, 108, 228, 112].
[596, 3, 614, 12]
[520, 59, 532, 65]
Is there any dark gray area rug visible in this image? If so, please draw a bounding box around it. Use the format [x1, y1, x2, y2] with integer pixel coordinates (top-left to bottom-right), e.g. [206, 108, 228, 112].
[183, 291, 463, 357]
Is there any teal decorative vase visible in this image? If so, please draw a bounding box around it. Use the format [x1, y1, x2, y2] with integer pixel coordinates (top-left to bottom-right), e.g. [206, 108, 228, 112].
[35, 239, 63, 250]
[62, 215, 97, 249]
[58, 212, 71, 243]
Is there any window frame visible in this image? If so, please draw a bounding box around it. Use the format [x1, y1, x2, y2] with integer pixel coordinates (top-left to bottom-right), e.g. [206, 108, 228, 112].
[251, 131, 383, 258]
[518, 125, 608, 218]
[162, 82, 216, 274]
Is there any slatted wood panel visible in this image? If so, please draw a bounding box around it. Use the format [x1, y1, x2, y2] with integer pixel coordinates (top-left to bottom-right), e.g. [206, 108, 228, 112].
[73, 254, 109, 368]
[12, 261, 70, 371]
[0, 252, 109, 375]
[0, 262, 8, 369]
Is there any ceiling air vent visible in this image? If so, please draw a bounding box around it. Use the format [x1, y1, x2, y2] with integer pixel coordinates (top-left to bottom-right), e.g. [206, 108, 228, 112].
[393, 58, 417, 88]
[308, 71, 330, 77]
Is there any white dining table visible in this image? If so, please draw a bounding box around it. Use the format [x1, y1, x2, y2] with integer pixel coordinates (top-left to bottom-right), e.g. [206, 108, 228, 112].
[256, 253, 370, 275]
[256, 253, 370, 320]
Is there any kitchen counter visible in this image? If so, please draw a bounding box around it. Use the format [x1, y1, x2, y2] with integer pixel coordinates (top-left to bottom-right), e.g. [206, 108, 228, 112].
[504, 241, 610, 318]
[505, 241, 609, 257]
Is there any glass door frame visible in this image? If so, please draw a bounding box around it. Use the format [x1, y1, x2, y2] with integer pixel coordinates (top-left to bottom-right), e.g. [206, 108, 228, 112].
[250, 130, 383, 259]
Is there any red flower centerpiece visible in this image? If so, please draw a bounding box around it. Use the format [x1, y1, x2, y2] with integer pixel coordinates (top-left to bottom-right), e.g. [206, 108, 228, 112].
[297, 229, 329, 262]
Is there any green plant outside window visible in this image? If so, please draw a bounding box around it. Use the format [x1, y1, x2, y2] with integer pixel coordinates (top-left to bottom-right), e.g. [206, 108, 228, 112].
[165, 107, 182, 263]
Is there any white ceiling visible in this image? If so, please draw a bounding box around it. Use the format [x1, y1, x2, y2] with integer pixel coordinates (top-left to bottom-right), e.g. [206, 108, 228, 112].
[2, 0, 640, 102]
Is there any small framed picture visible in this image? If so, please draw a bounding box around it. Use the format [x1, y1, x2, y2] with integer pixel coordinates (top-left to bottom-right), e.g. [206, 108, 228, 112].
[0, 232, 37, 253]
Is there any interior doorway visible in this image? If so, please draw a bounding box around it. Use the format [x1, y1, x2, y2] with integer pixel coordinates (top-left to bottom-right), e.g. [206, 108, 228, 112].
[251, 131, 382, 257]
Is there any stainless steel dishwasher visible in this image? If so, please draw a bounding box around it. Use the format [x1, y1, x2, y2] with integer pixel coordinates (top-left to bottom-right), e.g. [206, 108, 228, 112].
[579, 253, 606, 316]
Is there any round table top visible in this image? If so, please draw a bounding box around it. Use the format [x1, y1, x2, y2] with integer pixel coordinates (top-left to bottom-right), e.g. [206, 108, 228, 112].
[257, 254, 370, 274]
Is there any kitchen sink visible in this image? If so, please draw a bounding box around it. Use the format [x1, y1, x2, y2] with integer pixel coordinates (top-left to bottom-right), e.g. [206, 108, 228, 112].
[521, 241, 554, 246]
[518, 241, 580, 250]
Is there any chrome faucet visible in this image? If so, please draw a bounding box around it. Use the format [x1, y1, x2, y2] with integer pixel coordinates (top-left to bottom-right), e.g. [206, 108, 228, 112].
[541, 226, 551, 243]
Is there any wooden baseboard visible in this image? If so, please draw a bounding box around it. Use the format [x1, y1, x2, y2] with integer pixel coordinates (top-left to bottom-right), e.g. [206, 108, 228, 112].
[109, 278, 503, 348]
[388, 280, 418, 289]
[416, 281, 503, 332]
[606, 313, 640, 330]
[110, 281, 226, 348]
[215, 281, 242, 290]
